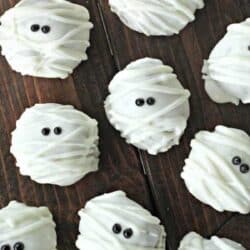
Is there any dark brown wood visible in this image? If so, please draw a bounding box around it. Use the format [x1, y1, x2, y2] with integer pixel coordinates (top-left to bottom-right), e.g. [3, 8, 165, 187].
[0, 0, 249, 250]
[99, 0, 250, 250]
[0, 0, 154, 249]
[216, 215, 250, 249]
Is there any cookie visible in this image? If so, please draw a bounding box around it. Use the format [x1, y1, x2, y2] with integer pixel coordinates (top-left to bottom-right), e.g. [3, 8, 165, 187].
[105, 58, 190, 155]
[11, 103, 99, 186]
[181, 126, 250, 214]
[203, 18, 250, 105]
[76, 191, 166, 249]
[0, 201, 57, 250]
[109, 0, 204, 36]
[0, 0, 93, 79]
[178, 232, 246, 250]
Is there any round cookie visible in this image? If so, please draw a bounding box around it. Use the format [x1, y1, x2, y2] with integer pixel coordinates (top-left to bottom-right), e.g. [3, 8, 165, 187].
[104, 58, 190, 155]
[0, 0, 93, 79]
[178, 232, 246, 250]
[76, 191, 166, 250]
[0, 201, 57, 250]
[203, 18, 250, 105]
[109, 0, 204, 36]
[181, 126, 250, 214]
[11, 103, 99, 186]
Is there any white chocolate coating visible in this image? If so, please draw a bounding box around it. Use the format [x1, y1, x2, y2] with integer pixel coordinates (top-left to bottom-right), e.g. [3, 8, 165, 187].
[181, 126, 250, 214]
[178, 232, 246, 250]
[0, 201, 57, 250]
[0, 0, 93, 79]
[109, 0, 204, 36]
[76, 191, 166, 250]
[203, 18, 250, 105]
[105, 58, 190, 155]
[11, 103, 99, 186]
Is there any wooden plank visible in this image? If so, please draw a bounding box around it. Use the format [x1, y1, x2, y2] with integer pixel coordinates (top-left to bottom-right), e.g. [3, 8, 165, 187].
[99, 0, 250, 249]
[0, 0, 155, 249]
[216, 215, 250, 249]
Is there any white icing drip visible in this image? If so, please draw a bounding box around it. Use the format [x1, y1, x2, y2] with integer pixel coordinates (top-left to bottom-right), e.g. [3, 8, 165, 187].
[178, 232, 246, 250]
[0, 0, 93, 79]
[105, 58, 190, 155]
[0, 201, 57, 250]
[109, 0, 204, 36]
[181, 126, 250, 214]
[76, 191, 166, 250]
[203, 18, 250, 105]
[11, 103, 99, 186]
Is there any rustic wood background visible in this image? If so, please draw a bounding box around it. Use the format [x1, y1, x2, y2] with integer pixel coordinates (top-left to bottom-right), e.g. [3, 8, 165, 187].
[0, 0, 249, 249]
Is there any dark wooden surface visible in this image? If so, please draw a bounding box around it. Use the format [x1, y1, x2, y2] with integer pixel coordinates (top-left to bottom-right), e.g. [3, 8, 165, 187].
[0, 0, 249, 249]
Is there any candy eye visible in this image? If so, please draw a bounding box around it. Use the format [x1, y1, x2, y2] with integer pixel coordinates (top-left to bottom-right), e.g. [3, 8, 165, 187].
[31, 24, 40, 32]
[1, 245, 11, 250]
[232, 156, 241, 165]
[240, 164, 249, 174]
[41, 25, 51, 34]
[41, 127, 50, 136]
[112, 223, 122, 234]
[146, 97, 155, 106]
[123, 228, 133, 239]
[135, 98, 145, 107]
[14, 242, 24, 250]
[54, 127, 62, 135]
[248, 45, 250, 51]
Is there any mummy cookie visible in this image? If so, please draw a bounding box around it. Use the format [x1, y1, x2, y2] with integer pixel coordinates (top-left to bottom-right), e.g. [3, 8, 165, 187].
[178, 232, 246, 250]
[0, 0, 93, 79]
[109, 0, 204, 36]
[76, 191, 166, 250]
[0, 201, 57, 250]
[203, 18, 250, 105]
[181, 126, 250, 214]
[11, 103, 99, 186]
[104, 58, 190, 155]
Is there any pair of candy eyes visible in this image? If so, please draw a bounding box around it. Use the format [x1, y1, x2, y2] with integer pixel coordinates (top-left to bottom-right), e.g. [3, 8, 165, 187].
[1, 242, 24, 250]
[135, 97, 156, 107]
[30, 24, 50, 34]
[232, 156, 249, 174]
[41, 127, 62, 136]
[112, 224, 133, 239]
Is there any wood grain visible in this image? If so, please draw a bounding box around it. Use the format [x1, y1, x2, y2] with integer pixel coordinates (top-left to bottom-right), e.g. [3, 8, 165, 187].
[99, 0, 250, 249]
[0, 0, 249, 250]
[0, 0, 154, 249]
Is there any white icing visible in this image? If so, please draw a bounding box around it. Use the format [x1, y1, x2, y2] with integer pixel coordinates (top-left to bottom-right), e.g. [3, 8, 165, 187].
[11, 103, 99, 186]
[0, 0, 93, 79]
[109, 0, 204, 36]
[0, 201, 57, 250]
[203, 18, 250, 105]
[178, 232, 246, 250]
[181, 126, 250, 214]
[104, 58, 190, 155]
[76, 191, 166, 250]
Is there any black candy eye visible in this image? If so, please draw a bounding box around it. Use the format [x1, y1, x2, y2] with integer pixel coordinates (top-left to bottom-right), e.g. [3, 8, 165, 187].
[240, 164, 249, 174]
[54, 127, 62, 135]
[135, 98, 145, 107]
[146, 97, 155, 105]
[14, 242, 24, 250]
[41, 127, 50, 136]
[31, 24, 40, 32]
[112, 223, 122, 234]
[123, 228, 133, 239]
[1, 245, 11, 250]
[248, 45, 250, 51]
[232, 156, 241, 165]
[41, 25, 51, 34]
